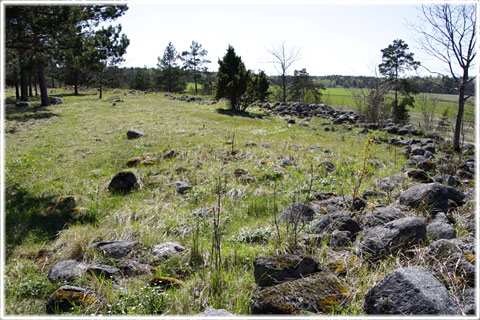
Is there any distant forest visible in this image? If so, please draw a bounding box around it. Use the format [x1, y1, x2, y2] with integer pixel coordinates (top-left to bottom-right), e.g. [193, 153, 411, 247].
[5, 64, 474, 97]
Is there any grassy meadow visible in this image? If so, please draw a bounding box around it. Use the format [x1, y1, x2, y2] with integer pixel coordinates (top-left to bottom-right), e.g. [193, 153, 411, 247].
[2, 87, 473, 315]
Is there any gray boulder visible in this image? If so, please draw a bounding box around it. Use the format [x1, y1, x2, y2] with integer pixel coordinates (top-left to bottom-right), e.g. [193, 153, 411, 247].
[360, 206, 406, 229]
[47, 260, 88, 283]
[126, 129, 144, 139]
[398, 182, 465, 212]
[405, 169, 432, 183]
[364, 266, 462, 315]
[356, 217, 426, 258]
[376, 176, 400, 192]
[87, 264, 121, 280]
[50, 97, 63, 105]
[108, 170, 139, 194]
[278, 202, 316, 223]
[426, 221, 456, 240]
[253, 255, 319, 287]
[310, 211, 361, 236]
[433, 174, 458, 186]
[457, 288, 476, 315]
[152, 242, 185, 259]
[251, 270, 348, 314]
[92, 240, 138, 259]
[329, 230, 353, 247]
[426, 238, 475, 285]
[362, 189, 386, 199]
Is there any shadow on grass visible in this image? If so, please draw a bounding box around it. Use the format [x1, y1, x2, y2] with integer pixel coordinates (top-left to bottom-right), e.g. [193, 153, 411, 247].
[52, 92, 94, 98]
[5, 184, 96, 258]
[216, 108, 265, 119]
[5, 105, 59, 122]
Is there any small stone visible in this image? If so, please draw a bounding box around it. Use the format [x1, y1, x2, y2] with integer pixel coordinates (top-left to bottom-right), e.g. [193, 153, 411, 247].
[196, 307, 233, 317]
[127, 129, 144, 139]
[108, 170, 139, 194]
[162, 149, 178, 159]
[16, 101, 31, 107]
[92, 240, 138, 259]
[151, 242, 185, 259]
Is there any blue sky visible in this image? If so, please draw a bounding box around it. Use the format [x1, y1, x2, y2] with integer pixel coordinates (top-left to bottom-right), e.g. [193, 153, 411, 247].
[113, 1, 460, 76]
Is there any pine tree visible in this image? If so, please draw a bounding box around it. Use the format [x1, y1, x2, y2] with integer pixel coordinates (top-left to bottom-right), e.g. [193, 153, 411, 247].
[181, 41, 210, 94]
[157, 42, 185, 93]
[215, 46, 250, 110]
[288, 68, 322, 103]
[379, 39, 420, 123]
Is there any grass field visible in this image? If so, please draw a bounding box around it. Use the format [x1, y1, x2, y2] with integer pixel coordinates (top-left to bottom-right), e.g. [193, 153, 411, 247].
[3, 87, 474, 315]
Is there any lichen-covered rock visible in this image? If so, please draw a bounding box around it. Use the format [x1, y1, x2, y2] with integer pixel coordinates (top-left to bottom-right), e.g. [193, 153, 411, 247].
[162, 149, 178, 159]
[196, 307, 233, 317]
[108, 170, 139, 194]
[47, 260, 88, 283]
[278, 203, 316, 223]
[253, 255, 319, 287]
[326, 254, 361, 276]
[360, 206, 406, 228]
[426, 222, 456, 240]
[251, 270, 348, 314]
[356, 217, 426, 258]
[364, 266, 461, 315]
[92, 240, 138, 259]
[126, 154, 157, 167]
[398, 182, 465, 212]
[151, 242, 185, 259]
[126, 129, 144, 139]
[149, 276, 185, 289]
[46, 285, 100, 314]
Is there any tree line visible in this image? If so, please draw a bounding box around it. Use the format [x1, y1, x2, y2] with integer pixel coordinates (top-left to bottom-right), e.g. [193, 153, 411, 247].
[6, 3, 475, 150]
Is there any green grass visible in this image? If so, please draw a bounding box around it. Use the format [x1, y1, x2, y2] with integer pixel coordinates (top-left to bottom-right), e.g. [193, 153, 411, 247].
[3, 87, 473, 315]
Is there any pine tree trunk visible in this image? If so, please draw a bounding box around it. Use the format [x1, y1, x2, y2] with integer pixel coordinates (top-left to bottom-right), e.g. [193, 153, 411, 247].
[37, 62, 49, 106]
[282, 73, 286, 103]
[74, 69, 78, 95]
[34, 72, 38, 96]
[19, 51, 28, 101]
[14, 66, 20, 100]
[28, 72, 33, 97]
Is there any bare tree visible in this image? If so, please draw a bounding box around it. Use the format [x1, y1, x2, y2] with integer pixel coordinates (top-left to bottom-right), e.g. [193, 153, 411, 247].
[266, 40, 301, 102]
[412, 4, 476, 151]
